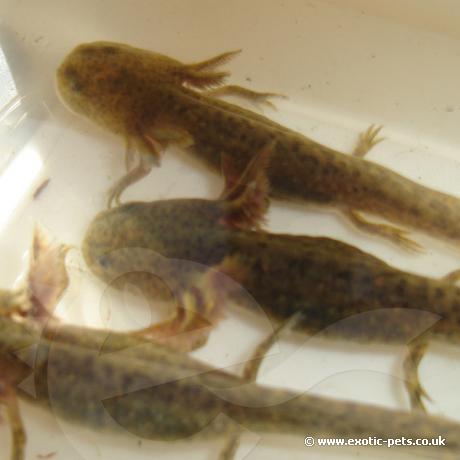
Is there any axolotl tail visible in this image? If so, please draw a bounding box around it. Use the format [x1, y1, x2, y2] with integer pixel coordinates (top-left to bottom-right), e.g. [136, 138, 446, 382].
[351, 158, 460, 243]
[270, 135, 460, 244]
[227, 386, 460, 456]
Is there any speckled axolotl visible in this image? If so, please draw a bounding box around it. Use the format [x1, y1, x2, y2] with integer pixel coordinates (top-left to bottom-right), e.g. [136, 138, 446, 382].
[1, 230, 460, 460]
[82, 144, 460, 413]
[57, 40, 460, 249]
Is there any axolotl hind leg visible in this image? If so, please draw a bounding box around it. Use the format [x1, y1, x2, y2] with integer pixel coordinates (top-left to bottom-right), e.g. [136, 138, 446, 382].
[241, 312, 305, 381]
[345, 125, 422, 250]
[352, 124, 384, 158]
[403, 267, 460, 412]
[345, 209, 422, 252]
[403, 338, 431, 412]
[217, 312, 305, 460]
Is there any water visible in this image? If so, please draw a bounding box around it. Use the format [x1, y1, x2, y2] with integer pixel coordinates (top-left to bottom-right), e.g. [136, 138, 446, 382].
[1, 0, 460, 458]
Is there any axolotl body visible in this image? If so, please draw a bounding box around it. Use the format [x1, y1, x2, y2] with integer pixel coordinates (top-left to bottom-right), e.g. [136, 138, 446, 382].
[57, 41, 460, 248]
[82, 146, 460, 412]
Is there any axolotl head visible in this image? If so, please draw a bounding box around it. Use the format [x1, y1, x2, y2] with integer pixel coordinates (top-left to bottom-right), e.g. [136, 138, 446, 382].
[56, 42, 127, 123]
[81, 198, 228, 298]
[56, 41, 180, 136]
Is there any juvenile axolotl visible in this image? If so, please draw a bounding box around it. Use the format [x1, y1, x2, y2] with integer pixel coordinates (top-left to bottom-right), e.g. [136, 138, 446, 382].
[1, 230, 460, 460]
[58, 41, 460, 249]
[83, 145, 460, 413]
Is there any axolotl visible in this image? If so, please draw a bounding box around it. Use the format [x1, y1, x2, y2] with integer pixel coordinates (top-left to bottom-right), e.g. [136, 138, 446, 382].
[58, 41, 460, 249]
[2, 232, 459, 460]
[83, 145, 460, 414]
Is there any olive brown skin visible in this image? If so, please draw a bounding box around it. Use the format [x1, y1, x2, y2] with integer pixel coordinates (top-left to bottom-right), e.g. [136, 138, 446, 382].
[57, 41, 460, 247]
[83, 197, 460, 346]
[1, 315, 460, 459]
[82, 193, 460, 413]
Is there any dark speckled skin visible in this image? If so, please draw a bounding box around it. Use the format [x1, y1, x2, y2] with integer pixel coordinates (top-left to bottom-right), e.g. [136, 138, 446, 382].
[83, 198, 460, 347]
[2, 315, 460, 456]
[57, 41, 460, 243]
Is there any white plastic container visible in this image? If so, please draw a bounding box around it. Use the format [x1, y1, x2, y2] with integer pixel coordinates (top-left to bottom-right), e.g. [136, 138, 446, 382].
[1, 1, 460, 458]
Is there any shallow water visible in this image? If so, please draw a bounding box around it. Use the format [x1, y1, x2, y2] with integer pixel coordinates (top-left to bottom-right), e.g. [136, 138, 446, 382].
[1, 0, 460, 459]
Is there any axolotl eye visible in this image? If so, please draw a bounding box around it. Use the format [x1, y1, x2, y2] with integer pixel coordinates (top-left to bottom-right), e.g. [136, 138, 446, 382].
[98, 255, 110, 268]
[62, 66, 85, 93]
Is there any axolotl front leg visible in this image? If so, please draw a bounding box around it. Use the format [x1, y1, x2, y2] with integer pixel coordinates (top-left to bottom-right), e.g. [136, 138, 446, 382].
[106, 124, 195, 208]
[132, 144, 272, 352]
[105, 49, 281, 209]
[0, 228, 70, 460]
